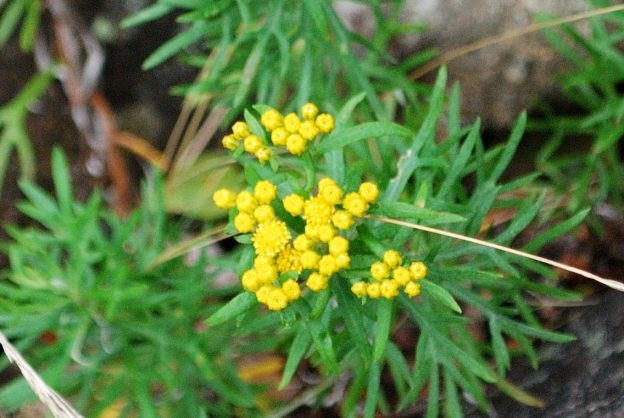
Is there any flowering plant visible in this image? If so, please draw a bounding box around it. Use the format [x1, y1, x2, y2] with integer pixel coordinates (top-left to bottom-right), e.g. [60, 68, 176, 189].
[206, 69, 586, 417]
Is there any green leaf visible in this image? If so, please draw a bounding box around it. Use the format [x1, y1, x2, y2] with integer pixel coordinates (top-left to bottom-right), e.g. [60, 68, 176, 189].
[278, 330, 311, 390]
[332, 278, 371, 364]
[18, 0, 40, 51]
[443, 369, 462, 418]
[489, 318, 510, 375]
[363, 361, 381, 418]
[488, 111, 526, 184]
[523, 208, 589, 252]
[121, 3, 174, 27]
[143, 20, 210, 70]
[421, 280, 462, 313]
[51, 148, 73, 216]
[373, 299, 392, 361]
[436, 119, 479, 198]
[0, 0, 25, 46]
[205, 292, 256, 326]
[373, 201, 466, 225]
[315, 122, 412, 154]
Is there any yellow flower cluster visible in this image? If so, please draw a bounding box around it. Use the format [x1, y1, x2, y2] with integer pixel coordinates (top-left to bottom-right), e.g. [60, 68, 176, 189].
[351, 250, 427, 299]
[221, 103, 334, 162]
[213, 177, 380, 311]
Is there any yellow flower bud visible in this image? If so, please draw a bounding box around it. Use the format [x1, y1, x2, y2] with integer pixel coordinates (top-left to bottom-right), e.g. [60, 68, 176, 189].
[334, 252, 351, 270]
[300, 250, 320, 269]
[351, 281, 367, 297]
[332, 210, 354, 230]
[267, 287, 288, 310]
[409, 261, 428, 280]
[244, 135, 263, 154]
[254, 180, 277, 204]
[213, 188, 236, 209]
[271, 127, 288, 145]
[328, 236, 349, 256]
[241, 269, 260, 292]
[404, 281, 421, 297]
[306, 272, 328, 291]
[254, 205, 275, 222]
[286, 134, 306, 155]
[282, 279, 301, 301]
[381, 279, 399, 299]
[283, 112, 301, 133]
[256, 263, 278, 284]
[318, 255, 337, 276]
[236, 190, 257, 213]
[260, 109, 283, 132]
[299, 120, 319, 141]
[358, 182, 380, 203]
[320, 184, 343, 206]
[283, 194, 305, 216]
[318, 224, 335, 243]
[255, 147, 271, 163]
[383, 250, 402, 269]
[371, 261, 390, 280]
[293, 234, 311, 252]
[343, 192, 369, 217]
[301, 103, 319, 120]
[392, 266, 411, 286]
[222, 134, 239, 150]
[256, 285, 272, 304]
[315, 113, 334, 133]
[232, 121, 250, 139]
[234, 212, 255, 233]
[367, 282, 381, 298]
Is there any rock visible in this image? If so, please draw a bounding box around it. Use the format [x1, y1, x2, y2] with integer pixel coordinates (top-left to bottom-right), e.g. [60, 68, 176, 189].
[335, 0, 588, 128]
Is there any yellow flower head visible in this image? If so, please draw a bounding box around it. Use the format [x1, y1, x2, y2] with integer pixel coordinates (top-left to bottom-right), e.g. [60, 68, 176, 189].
[256, 285, 273, 304]
[252, 219, 291, 257]
[267, 287, 288, 310]
[283, 112, 301, 133]
[213, 188, 236, 209]
[286, 134, 306, 155]
[358, 182, 380, 203]
[276, 246, 302, 274]
[254, 255, 274, 269]
[404, 281, 421, 297]
[232, 121, 250, 139]
[343, 192, 369, 217]
[283, 194, 305, 216]
[222, 134, 239, 150]
[253, 205, 275, 223]
[367, 282, 381, 298]
[254, 180, 277, 204]
[334, 252, 351, 269]
[380, 280, 399, 299]
[282, 279, 301, 301]
[315, 113, 334, 133]
[293, 234, 311, 252]
[299, 120, 319, 141]
[255, 147, 271, 163]
[244, 135, 263, 154]
[409, 261, 428, 280]
[304, 196, 334, 226]
[320, 183, 343, 206]
[301, 103, 319, 120]
[371, 261, 390, 280]
[241, 269, 260, 292]
[256, 263, 278, 284]
[318, 224, 335, 243]
[383, 250, 402, 269]
[271, 127, 288, 146]
[234, 212, 255, 233]
[392, 266, 411, 286]
[236, 191, 257, 213]
[306, 272, 328, 291]
[300, 250, 321, 269]
[260, 109, 283, 132]
[318, 254, 338, 276]
[304, 224, 320, 240]
[351, 281, 367, 297]
[332, 210, 354, 230]
[328, 236, 349, 256]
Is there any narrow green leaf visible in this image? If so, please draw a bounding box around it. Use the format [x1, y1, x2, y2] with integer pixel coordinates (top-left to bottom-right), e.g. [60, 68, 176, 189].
[363, 361, 381, 418]
[0, 0, 25, 46]
[523, 208, 589, 252]
[372, 201, 466, 225]
[332, 278, 371, 364]
[18, 0, 40, 51]
[142, 21, 210, 70]
[243, 108, 265, 141]
[488, 111, 526, 184]
[489, 318, 510, 375]
[51, 148, 72, 216]
[278, 330, 311, 390]
[436, 119, 480, 198]
[425, 360, 440, 418]
[316, 122, 412, 154]
[205, 292, 256, 326]
[443, 369, 462, 418]
[373, 299, 392, 361]
[421, 280, 462, 314]
[121, 3, 174, 27]
[494, 192, 544, 244]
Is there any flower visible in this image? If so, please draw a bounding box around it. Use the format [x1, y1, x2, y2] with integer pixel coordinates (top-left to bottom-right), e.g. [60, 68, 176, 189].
[351, 281, 367, 297]
[358, 182, 380, 203]
[254, 205, 275, 222]
[392, 266, 411, 286]
[301, 103, 318, 120]
[304, 196, 334, 226]
[271, 127, 288, 145]
[283, 112, 301, 133]
[267, 287, 288, 310]
[286, 134, 306, 155]
[282, 279, 301, 301]
[318, 255, 337, 276]
[342, 192, 369, 217]
[383, 250, 402, 269]
[300, 250, 321, 269]
[409, 261, 427, 280]
[299, 120, 319, 141]
[318, 224, 335, 243]
[276, 246, 302, 274]
[222, 134, 239, 150]
[255, 147, 271, 163]
[241, 269, 260, 292]
[283, 194, 305, 216]
[254, 180, 277, 204]
[261, 109, 283, 132]
[404, 281, 421, 297]
[380, 280, 399, 299]
[371, 261, 390, 280]
[234, 213, 255, 233]
[293, 234, 311, 251]
[232, 121, 250, 139]
[332, 210, 353, 230]
[213, 188, 236, 209]
[367, 282, 381, 298]
[244, 135, 263, 153]
[306, 272, 328, 291]
[328, 236, 349, 256]
[315, 113, 334, 133]
[252, 219, 291, 257]
[236, 191, 257, 213]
